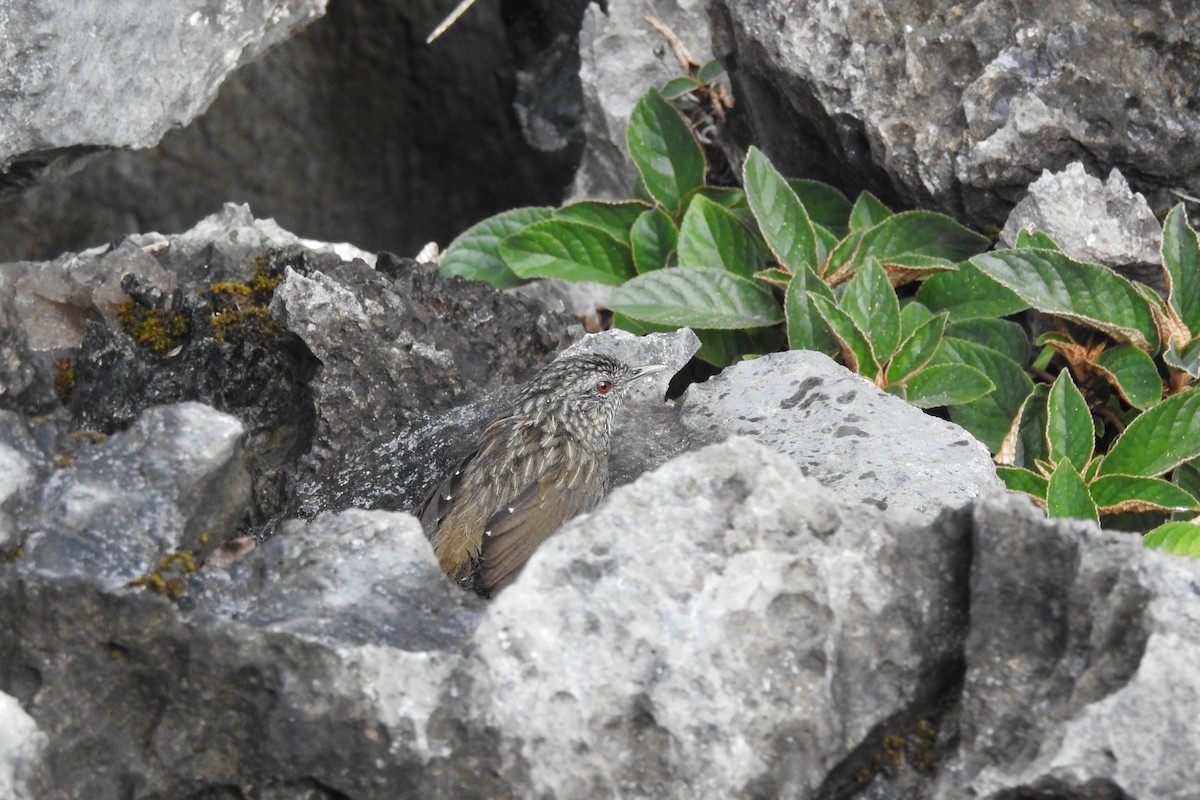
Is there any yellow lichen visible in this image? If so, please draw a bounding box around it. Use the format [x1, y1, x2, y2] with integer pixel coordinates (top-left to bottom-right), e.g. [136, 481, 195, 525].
[53, 358, 75, 401]
[116, 301, 190, 353]
[127, 549, 201, 600]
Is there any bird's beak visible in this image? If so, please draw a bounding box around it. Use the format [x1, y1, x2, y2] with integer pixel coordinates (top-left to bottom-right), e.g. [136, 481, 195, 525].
[630, 363, 668, 381]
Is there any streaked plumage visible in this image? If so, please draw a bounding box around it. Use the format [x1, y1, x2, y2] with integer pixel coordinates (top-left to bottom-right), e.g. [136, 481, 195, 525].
[419, 353, 665, 596]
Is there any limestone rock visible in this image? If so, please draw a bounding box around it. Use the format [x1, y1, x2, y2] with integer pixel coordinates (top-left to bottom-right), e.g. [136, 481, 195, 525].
[999, 162, 1163, 269]
[681, 349, 1002, 519]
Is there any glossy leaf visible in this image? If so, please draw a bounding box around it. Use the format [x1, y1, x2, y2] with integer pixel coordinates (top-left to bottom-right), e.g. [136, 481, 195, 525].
[630, 207, 677, 273]
[786, 179, 852, 236]
[1099, 388, 1200, 477]
[1162, 203, 1200, 336]
[1164, 336, 1200, 379]
[1046, 370, 1095, 470]
[858, 210, 990, 264]
[1143, 521, 1200, 557]
[1046, 458, 1099, 523]
[971, 249, 1160, 353]
[899, 301, 935, 341]
[440, 206, 555, 289]
[997, 466, 1049, 501]
[1008, 384, 1050, 470]
[609, 267, 784, 329]
[842, 257, 902, 362]
[937, 337, 1033, 451]
[1089, 474, 1200, 514]
[785, 267, 838, 354]
[554, 201, 650, 244]
[1014, 229, 1061, 250]
[662, 75, 702, 99]
[904, 363, 994, 409]
[677, 194, 769, 277]
[848, 191, 892, 231]
[887, 311, 948, 384]
[697, 59, 727, 84]
[500, 220, 635, 285]
[944, 318, 1030, 366]
[744, 147, 823, 272]
[915, 261, 1029, 321]
[1093, 345, 1163, 409]
[808, 292, 878, 378]
[627, 87, 706, 214]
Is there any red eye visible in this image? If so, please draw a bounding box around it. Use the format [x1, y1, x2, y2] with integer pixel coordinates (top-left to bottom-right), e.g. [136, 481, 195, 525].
[595, 380, 612, 394]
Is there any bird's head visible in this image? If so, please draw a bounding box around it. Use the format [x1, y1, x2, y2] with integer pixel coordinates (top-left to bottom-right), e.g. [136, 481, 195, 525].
[516, 353, 666, 447]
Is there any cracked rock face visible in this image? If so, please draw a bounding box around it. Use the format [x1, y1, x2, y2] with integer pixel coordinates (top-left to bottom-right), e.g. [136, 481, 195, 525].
[0, 0, 328, 179]
[2, 211, 1199, 799]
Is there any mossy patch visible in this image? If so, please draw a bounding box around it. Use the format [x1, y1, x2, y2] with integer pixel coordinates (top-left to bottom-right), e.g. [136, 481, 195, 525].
[116, 302, 190, 353]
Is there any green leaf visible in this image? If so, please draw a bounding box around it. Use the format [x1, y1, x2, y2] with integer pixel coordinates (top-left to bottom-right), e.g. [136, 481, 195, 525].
[499, 220, 635, 285]
[842, 257, 902, 362]
[661, 75, 701, 99]
[627, 87, 706, 214]
[944, 318, 1030, 365]
[1162, 203, 1200, 336]
[609, 267, 784, 330]
[743, 147, 823, 273]
[1009, 384, 1050, 469]
[693, 187, 747, 209]
[1174, 460, 1200, 503]
[970, 249, 1160, 353]
[997, 466, 1049, 500]
[1164, 337, 1200, 379]
[848, 191, 892, 231]
[904, 363, 995, 409]
[1089, 474, 1200, 513]
[887, 311, 948, 384]
[554, 201, 650, 244]
[755, 268, 793, 289]
[858, 210, 991, 264]
[786, 179, 852, 236]
[785, 267, 838, 354]
[1093, 345, 1163, 410]
[1014, 229, 1061, 251]
[439, 206, 555, 289]
[899, 301, 935, 340]
[1045, 371, 1095, 470]
[1099, 388, 1200, 478]
[826, 211, 987, 283]
[630, 207, 678, 273]
[1046, 458, 1099, 523]
[1144, 521, 1200, 557]
[937, 337, 1033, 451]
[697, 59, 727, 84]
[808, 292, 878, 378]
[915, 261, 1029, 321]
[677, 194, 769, 277]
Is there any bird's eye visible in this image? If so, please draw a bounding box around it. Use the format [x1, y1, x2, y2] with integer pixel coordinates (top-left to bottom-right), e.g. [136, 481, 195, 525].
[594, 380, 612, 394]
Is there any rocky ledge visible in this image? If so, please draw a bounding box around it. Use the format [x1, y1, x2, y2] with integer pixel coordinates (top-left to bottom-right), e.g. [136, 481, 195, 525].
[0, 208, 1197, 800]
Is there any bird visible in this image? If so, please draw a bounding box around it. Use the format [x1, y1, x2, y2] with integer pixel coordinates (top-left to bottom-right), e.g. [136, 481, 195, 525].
[419, 353, 666, 596]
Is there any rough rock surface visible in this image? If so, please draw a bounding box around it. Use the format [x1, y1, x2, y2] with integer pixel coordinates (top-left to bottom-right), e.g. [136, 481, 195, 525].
[0, 0, 588, 264]
[715, 0, 1200, 224]
[0, 205, 578, 527]
[999, 162, 1163, 268]
[935, 492, 1200, 800]
[681, 350, 1002, 519]
[0, 0, 327, 179]
[569, 0, 717, 201]
[0, 691, 46, 800]
[569, 1, 1200, 225]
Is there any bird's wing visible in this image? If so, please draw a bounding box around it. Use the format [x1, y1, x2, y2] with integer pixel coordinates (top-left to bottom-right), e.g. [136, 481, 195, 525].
[475, 459, 601, 594]
[418, 448, 478, 537]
